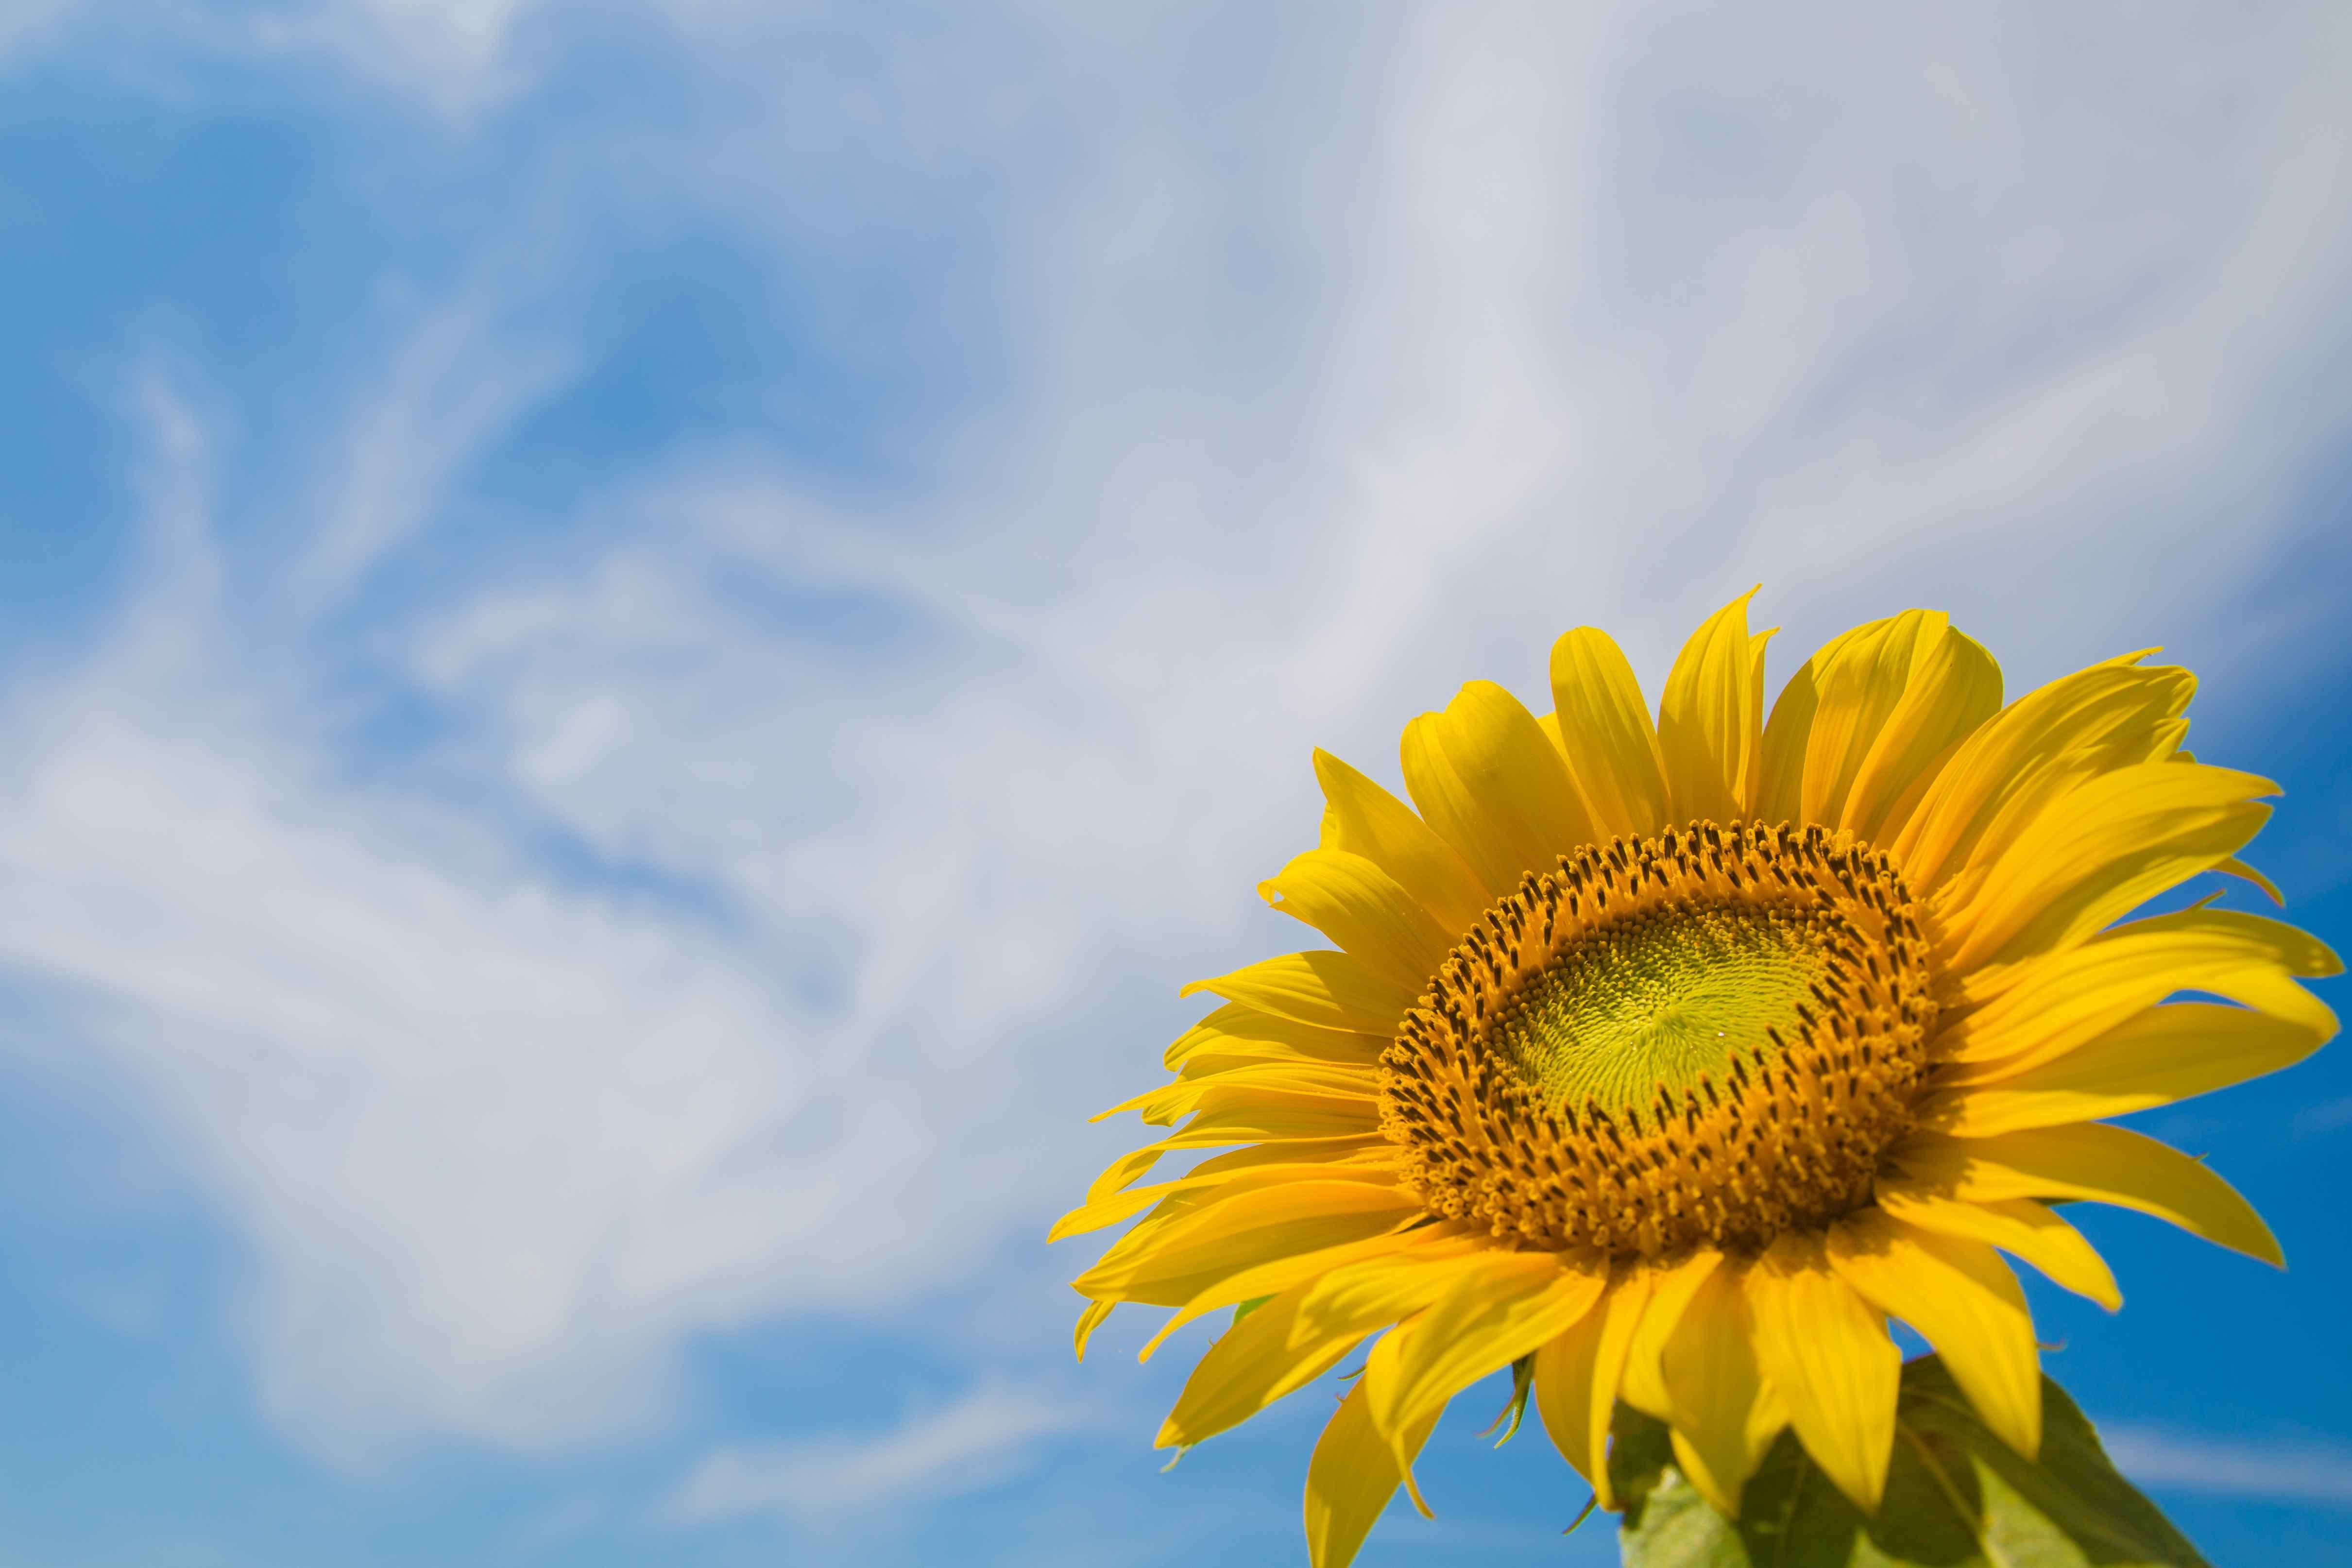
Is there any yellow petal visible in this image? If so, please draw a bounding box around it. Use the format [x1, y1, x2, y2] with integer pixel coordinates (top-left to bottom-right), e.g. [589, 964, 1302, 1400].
[1743, 1230, 1900, 1514]
[1401, 681, 1598, 898]
[1658, 588, 1762, 825]
[1260, 849, 1457, 997]
[1922, 1002, 2332, 1137]
[1932, 906, 2340, 1077]
[1888, 1124, 2283, 1267]
[1548, 627, 1671, 841]
[1073, 1297, 1115, 1361]
[1617, 1249, 1725, 1420]
[1183, 1138, 1398, 1181]
[1369, 1250, 1608, 1465]
[1304, 1348, 1445, 1568]
[1165, 1001, 1388, 1072]
[1780, 612, 2004, 842]
[2215, 855, 2284, 906]
[1102, 1060, 1375, 1126]
[1173, 1075, 1381, 1119]
[1742, 626, 1778, 810]
[1141, 1224, 1474, 1364]
[1181, 950, 1417, 1034]
[1080, 1161, 1364, 1271]
[1158, 1235, 1497, 1444]
[1072, 1178, 1423, 1306]
[1755, 622, 1872, 824]
[1836, 621, 2003, 844]
[1084, 1141, 1176, 1208]
[1659, 1258, 1785, 1517]
[1795, 611, 1944, 826]
[1934, 762, 2275, 974]
[1081, 1121, 1392, 1214]
[1153, 1094, 1385, 1149]
[1532, 1264, 1651, 1509]
[1872, 1182, 2120, 1311]
[1050, 1157, 1397, 1244]
[1827, 1211, 2042, 1461]
[1313, 749, 1492, 935]
[1889, 656, 2195, 892]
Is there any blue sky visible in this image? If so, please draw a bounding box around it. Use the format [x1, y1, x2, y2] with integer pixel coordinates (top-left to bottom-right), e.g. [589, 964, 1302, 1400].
[0, 3, 2349, 1565]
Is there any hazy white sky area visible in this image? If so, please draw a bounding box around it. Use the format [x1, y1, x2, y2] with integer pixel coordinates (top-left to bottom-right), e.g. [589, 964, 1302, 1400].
[0, 2, 2347, 1548]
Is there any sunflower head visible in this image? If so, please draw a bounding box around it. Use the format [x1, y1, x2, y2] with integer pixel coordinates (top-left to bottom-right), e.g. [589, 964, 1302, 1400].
[1057, 592, 2338, 1568]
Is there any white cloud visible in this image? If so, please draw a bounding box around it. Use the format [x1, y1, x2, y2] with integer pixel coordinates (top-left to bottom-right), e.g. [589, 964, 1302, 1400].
[3, 0, 2351, 1466]
[0, 0, 547, 111]
[2291, 1096, 2352, 1138]
[659, 1382, 1100, 1527]
[2103, 1426, 2352, 1508]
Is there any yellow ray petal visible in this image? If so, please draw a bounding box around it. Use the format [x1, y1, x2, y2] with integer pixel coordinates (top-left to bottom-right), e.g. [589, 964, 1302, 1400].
[1369, 1250, 1608, 1466]
[1657, 588, 1762, 825]
[1079, 1161, 1372, 1274]
[1141, 1224, 1474, 1363]
[2215, 855, 2284, 905]
[1182, 1138, 1398, 1180]
[1149, 1094, 1385, 1150]
[1532, 1263, 1651, 1509]
[1401, 681, 1598, 898]
[1165, 1001, 1388, 1072]
[1836, 622, 2003, 845]
[1744, 1230, 1900, 1514]
[1181, 950, 1417, 1035]
[1105, 1135, 1390, 1214]
[1755, 622, 1873, 824]
[1889, 656, 2194, 891]
[1173, 1076, 1381, 1119]
[1050, 1158, 1398, 1244]
[1101, 1060, 1375, 1126]
[1934, 761, 2275, 974]
[1073, 1179, 1423, 1307]
[1827, 1211, 2042, 1461]
[1932, 906, 2340, 1077]
[1084, 1141, 1176, 1208]
[1659, 1258, 1785, 1518]
[1073, 1297, 1115, 1361]
[1922, 1002, 2333, 1138]
[1888, 1124, 2282, 1267]
[1155, 1236, 1490, 1446]
[1314, 749, 1494, 936]
[1872, 1182, 2120, 1311]
[1548, 626, 1671, 840]
[1304, 1350, 1445, 1568]
[1260, 849, 1456, 997]
[1087, 1108, 1392, 1212]
[1742, 626, 1778, 810]
[1796, 610, 1948, 828]
[1617, 1249, 1724, 1420]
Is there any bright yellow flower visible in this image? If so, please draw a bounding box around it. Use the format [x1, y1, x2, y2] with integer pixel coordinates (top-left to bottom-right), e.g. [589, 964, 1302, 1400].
[1056, 592, 2340, 1567]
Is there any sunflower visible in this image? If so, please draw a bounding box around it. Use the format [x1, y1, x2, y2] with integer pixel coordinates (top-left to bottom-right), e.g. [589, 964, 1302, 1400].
[1054, 591, 2338, 1567]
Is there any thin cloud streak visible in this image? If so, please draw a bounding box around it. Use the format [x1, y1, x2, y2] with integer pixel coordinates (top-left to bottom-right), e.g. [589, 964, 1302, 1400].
[0, 1, 2348, 1468]
[2104, 1427, 2352, 1509]
[659, 1382, 1103, 1527]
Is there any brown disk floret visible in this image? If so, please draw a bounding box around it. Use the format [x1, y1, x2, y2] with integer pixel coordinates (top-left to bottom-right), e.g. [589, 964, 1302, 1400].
[1377, 820, 1936, 1257]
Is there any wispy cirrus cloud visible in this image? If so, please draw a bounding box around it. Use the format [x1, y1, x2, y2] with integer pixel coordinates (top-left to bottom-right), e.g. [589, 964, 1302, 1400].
[2, 1, 2350, 1481]
[2104, 1426, 2352, 1509]
[659, 1381, 1104, 1529]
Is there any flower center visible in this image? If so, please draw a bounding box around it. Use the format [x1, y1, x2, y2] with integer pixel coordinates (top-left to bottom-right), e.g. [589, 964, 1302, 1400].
[1491, 903, 1836, 1119]
[1378, 821, 1935, 1257]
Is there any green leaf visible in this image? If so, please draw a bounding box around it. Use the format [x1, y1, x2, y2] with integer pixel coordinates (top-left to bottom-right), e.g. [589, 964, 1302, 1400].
[1231, 1294, 1275, 1325]
[1614, 1356, 2211, 1568]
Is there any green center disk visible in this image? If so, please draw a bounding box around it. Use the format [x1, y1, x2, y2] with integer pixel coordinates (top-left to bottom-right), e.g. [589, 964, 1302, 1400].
[1490, 903, 1830, 1118]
